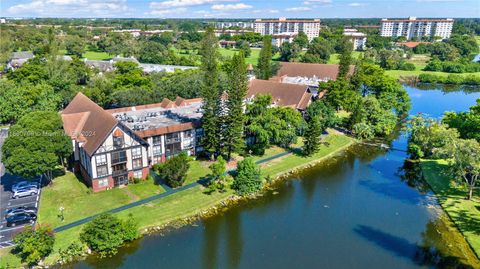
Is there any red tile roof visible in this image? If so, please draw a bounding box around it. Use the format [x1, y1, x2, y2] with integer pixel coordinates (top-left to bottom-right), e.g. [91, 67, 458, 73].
[398, 41, 431, 48]
[275, 62, 355, 80]
[62, 92, 118, 156]
[247, 79, 312, 110]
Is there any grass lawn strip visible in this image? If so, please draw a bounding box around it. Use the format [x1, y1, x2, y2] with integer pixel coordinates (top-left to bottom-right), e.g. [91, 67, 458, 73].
[420, 159, 480, 258]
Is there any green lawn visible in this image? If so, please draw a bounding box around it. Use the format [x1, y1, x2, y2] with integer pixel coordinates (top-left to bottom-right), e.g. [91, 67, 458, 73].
[37, 173, 165, 228]
[385, 69, 480, 79]
[60, 49, 112, 60]
[328, 51, 364, 64]
[184, 160, 211, 185]
[260, 135, 354, 177]
[3, 134, 354, 266]
[421, 159, 480, 258]
[173, 47, 261, 65]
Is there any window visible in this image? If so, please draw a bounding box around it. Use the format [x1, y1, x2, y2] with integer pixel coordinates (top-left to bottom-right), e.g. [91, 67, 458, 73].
[96, 165, 108, 177]
[97, 177, 108, 187]
[133, 170, 142, 179]
[131, 147, 142, 159]
[152, 135, 162, 145]
[111, 151, 127, 164]
[95, 154, 107, 165]
[153, 145, 162, 156]
[132, 158, 143, 169]
[113, 135, 124, 148]
[184, 130, 193, 138]
[166, 132, 181, 144]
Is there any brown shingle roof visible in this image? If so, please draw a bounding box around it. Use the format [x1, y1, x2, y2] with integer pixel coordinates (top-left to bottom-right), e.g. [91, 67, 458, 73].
[62, 92, 118, 156]
[134, 121, 200, 138]
[276, 62, 355, 80]
[247, 79, 311, 110]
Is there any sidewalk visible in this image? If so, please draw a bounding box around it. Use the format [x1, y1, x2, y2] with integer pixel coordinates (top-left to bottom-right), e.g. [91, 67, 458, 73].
[53, 148, 297, 233]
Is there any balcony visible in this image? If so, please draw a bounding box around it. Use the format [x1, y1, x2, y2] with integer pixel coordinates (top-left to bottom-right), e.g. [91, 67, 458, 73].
[165, 137, 181, 144]
[112, 169, 128, 177]
[111, 156, 127, 164]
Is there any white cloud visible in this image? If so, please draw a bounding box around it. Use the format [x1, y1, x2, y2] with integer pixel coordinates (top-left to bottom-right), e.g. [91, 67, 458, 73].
[7, 0, 130, 17]
[348, 2, 367, 6]
[303, 0, 332, 4]
[149, 0, 234, 9]
[285, 6, 312, 12]
[211, 3, 251, 10]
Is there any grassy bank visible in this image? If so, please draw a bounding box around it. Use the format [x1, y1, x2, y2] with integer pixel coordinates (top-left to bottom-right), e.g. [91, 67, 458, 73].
[420, 159, 480, 258]
[1, 134, 353, 267]
[385, 69, 480, 80]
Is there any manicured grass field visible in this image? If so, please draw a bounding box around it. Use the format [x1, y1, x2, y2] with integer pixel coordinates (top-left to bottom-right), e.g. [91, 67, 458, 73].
[173, 47, 261, 65]
[421, 159, 480, 258]
[328, 51, 364, 64]
[385, 69, 480, 79]
[260, 135, 354, 177]
[2, 134, 354, 267]
[37, 173, 165, 228]
[82, 50, 111, 60]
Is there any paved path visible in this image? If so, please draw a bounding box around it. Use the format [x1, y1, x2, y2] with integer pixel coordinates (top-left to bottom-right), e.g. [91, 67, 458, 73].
[53, 149, 297, 233]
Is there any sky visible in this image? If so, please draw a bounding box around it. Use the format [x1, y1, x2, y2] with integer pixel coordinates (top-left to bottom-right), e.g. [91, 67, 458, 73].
[1, 0, 479, 18]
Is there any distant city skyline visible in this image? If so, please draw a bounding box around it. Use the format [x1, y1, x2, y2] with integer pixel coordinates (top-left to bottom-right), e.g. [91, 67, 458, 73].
[1, 0, 479, 18]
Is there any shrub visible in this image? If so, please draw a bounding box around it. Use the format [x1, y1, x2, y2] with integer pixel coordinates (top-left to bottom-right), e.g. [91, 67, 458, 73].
[398, 62, 416, 71]
[58, 241, 85, 264]
[158, 151, 190, 188]
[80, 214, 139, 257]
[232, 157, 262, 195]
[12, 226, 55, 265]
[445, 74, 464, 84]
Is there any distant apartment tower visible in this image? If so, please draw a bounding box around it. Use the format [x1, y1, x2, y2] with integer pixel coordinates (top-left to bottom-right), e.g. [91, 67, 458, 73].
[254, 17, 321, 42]
[215, 21, 254, 29]
[343, 29, 367, 51]
[380, 17, 453, 40]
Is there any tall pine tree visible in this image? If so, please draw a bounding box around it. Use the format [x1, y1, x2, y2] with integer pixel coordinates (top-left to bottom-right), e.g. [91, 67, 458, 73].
[200, 27, 222, 159]
[338, 37, 353, 79]
[302, 102, 328, 156]
[256, 35, 273, 80]
[224, 51, 248, 160]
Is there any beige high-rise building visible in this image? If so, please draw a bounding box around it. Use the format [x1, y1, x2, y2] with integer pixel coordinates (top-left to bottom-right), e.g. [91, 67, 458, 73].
[380, 17, 453, 40]
[254, 17, 321, 42]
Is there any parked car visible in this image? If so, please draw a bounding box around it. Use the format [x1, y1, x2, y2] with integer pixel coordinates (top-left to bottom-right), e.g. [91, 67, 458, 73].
[5, 212, 37, 227]
[12, 181, 38, 192]
[5, 206, 37, 217]
[12, 186, 38, 199]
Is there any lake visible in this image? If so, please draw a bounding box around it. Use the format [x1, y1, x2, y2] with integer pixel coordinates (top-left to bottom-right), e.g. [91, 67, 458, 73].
[67, 85, 480, 269]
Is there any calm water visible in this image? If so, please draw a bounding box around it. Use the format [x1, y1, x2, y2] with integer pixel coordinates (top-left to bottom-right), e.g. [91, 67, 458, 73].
[69, 85, 480, 269]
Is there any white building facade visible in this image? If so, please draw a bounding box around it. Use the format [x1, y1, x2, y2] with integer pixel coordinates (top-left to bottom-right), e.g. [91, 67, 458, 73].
[380, 17, 453, 40]
[254, 17, 320, 41]
[343, 29, 367, 50]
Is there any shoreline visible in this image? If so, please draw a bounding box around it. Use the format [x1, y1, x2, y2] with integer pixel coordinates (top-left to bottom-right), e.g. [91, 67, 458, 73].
[32, 135, 355, 267]
[419, 159, 480, 264]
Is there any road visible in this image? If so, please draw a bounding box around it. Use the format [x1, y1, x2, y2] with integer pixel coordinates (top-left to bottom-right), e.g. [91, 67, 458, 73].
[0, 128, 41, 248]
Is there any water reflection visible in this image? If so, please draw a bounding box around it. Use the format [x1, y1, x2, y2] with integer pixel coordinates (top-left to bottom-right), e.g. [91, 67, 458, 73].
[226, 212, 243, 269]
[202, 217, 221, 269]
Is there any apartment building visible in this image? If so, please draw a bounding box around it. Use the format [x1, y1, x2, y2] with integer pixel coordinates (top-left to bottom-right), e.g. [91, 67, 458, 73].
[62, 93, 203, 192]
[254, 17, 320, 42]
[380, 17, 453, 40]
[343, 29, 367, 51]
[215, 21, 254, 29]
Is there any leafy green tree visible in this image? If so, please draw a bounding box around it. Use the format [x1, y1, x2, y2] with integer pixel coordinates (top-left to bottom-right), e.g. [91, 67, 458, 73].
[65, 35, 85, 57]
[0, 80, 61, 124]
[407, 114, 459, 159]
[200, 27, 222, 159]
[232, 157, 261, 195]
[151, 69, 204, 100]
[302, 38, 332, 63]
[322, 79, 361, 112]
[256, 35, 273, 80]
[224, 52, 248, 159]
[279, 41, 301, 62]
[80, 214, 139, 257]
[443, 99, 480, 142]
[2, 111, 72, 181]
[429, 42, 460, 61]
[237, 40, 251, 57]
[113, 61, 152, 90]
[293, 32, 309, 49]
[302, 104, 324, 156]
[338, 37, 353, 79]
[7, 58, 49, 84]
[446, 138, 480, 200]
[13, 226, 55, 266]
[209, 155, 227, 181]
[157, 151, 190, 188]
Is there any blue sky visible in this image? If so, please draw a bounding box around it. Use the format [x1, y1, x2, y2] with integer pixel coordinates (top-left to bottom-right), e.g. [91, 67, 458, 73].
[1, 0, 479, 18]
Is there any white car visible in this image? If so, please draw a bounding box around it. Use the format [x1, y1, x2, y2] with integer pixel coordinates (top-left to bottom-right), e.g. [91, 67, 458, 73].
[12, 187, 38, 199]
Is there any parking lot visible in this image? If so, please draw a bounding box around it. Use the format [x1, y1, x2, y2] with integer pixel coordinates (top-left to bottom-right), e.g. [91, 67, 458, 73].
[0, 128, 41, 248]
